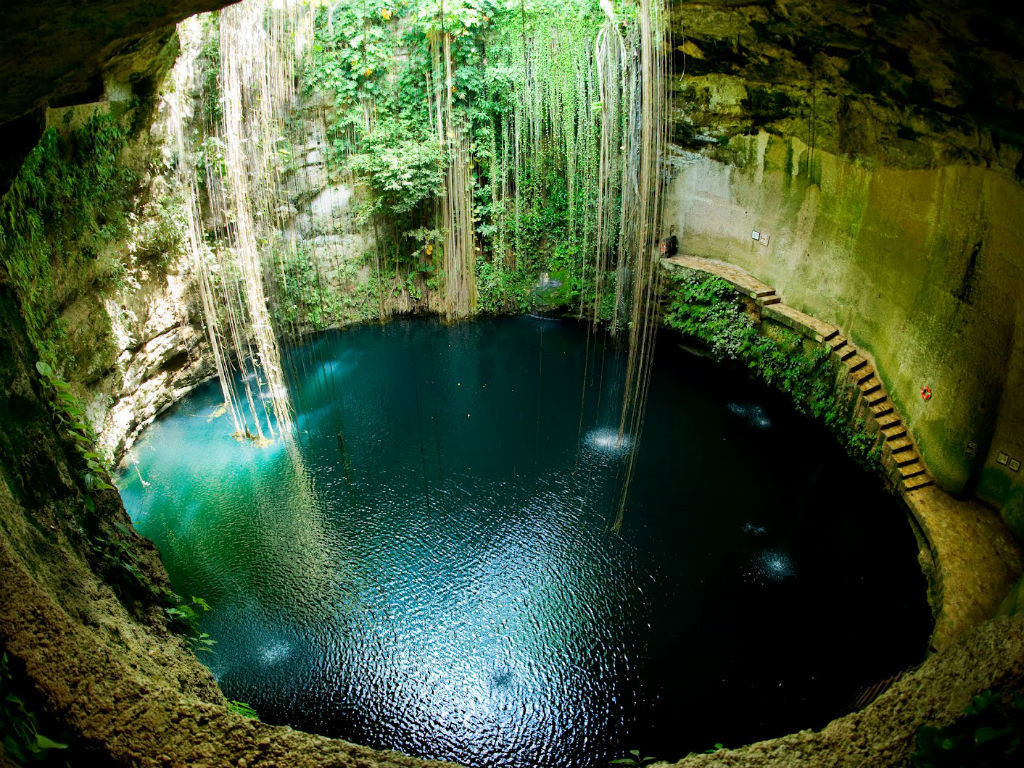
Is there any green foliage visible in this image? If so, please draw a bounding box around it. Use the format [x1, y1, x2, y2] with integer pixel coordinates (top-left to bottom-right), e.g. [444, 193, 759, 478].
[0, 115, 135, 367]
[475, 257, 535, 314]
[303, 2, 410, 148]
[912, 689, 1024, 767]
[165, 594, 217, 654]
[34, 361, 113, 494]
[349, 136, 443, 222]
[271, 245, 341, 330]
[195, 14, 223, 126]
[475, 0, 606, 309]
[195, 135, 227, 185]
[227, 700, 259, 719]
[610, 749, 658, 766]
[662, 269, 879, 469]
[91, 521, 153, 596]
[0, 653, 68, 764]
[269, 245, 380, 330]
[302, 0, 460, 271]
[135, 187, 188, 268]
[661, 272, 754, 361]
[300, 0, 607, 305]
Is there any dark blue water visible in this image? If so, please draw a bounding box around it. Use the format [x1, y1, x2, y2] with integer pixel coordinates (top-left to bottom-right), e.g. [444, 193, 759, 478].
[117, 316, 930, 767]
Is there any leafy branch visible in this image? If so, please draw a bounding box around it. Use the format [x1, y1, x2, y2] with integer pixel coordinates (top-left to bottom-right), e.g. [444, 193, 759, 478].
[35, 360, 113, 498]
[1, 652, 68, 764]
[913, 689, 1024, 767]
[165, 594, 217, 654]
[610, 749, 658, 766]
[227, 700, 258, 719]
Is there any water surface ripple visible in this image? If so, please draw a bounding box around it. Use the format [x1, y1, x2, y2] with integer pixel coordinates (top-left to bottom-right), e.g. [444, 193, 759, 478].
[118, 317, 930, 768]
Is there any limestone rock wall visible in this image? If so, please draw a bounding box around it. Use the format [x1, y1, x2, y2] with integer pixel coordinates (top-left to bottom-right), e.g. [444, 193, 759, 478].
[80, 68, 387, 461]
[273, 105, 386, 327]
[670, 0, 1024, 175]
[42, 105, 215, 462]
[89, 256, 213, 461]
[268, 97, 429, 328]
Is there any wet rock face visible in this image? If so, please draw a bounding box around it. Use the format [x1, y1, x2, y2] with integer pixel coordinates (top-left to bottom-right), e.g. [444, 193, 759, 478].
[669, 0, 1024, 174]
[90, 260, 214, 461]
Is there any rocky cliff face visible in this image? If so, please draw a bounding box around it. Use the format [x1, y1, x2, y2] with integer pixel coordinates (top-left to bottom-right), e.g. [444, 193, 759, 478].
[61, 43, 392, 461]
[0, 0, 234, 196]
[27, 100, 215, 462]
[89, 253, 213, 461]
[0, 1, 237, 124]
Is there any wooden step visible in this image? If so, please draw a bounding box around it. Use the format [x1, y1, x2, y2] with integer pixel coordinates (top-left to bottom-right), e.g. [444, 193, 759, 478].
[882, 425, 907, 441]
[839, 345, 858, 361]
[854, 367, 875, 385]
[828, 335, 848, 352]
[758, 294, 782, 306]
[903, 474, 933, 491]
[859, 377, 882, 396]
[886, 436, 914, 454]
[866, 391, 888, 407]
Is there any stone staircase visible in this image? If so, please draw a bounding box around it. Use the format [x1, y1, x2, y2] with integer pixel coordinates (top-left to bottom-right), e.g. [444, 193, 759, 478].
[663, 254, 933, 493]
[827, 333, 933, 491]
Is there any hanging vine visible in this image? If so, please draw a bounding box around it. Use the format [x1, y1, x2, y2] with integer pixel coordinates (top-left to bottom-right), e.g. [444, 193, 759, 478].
[166, 0, 670, 508]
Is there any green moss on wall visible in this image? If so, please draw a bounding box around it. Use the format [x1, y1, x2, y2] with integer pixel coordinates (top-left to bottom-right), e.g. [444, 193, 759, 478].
[0, 114, 136, 373]
[979, 467, 1024, 541]
[665, 132, 1024, 501]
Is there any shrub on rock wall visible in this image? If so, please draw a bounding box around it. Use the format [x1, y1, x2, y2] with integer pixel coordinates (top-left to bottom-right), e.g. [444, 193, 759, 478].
[662, 268, 880, 469]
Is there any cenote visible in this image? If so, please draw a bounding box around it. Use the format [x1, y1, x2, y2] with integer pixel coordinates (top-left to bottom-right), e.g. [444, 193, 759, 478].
[117, 316, 931, 768]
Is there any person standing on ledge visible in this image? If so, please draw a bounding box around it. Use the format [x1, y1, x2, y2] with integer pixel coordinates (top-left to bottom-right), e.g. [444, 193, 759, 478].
[660, 229, 678, 257]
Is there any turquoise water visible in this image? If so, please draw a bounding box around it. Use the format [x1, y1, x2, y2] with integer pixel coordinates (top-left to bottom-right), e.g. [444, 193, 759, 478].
[118, 316, 930, 767]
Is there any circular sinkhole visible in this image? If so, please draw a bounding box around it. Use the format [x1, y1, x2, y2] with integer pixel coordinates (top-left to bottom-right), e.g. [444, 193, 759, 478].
[117, 316, 931, 768]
